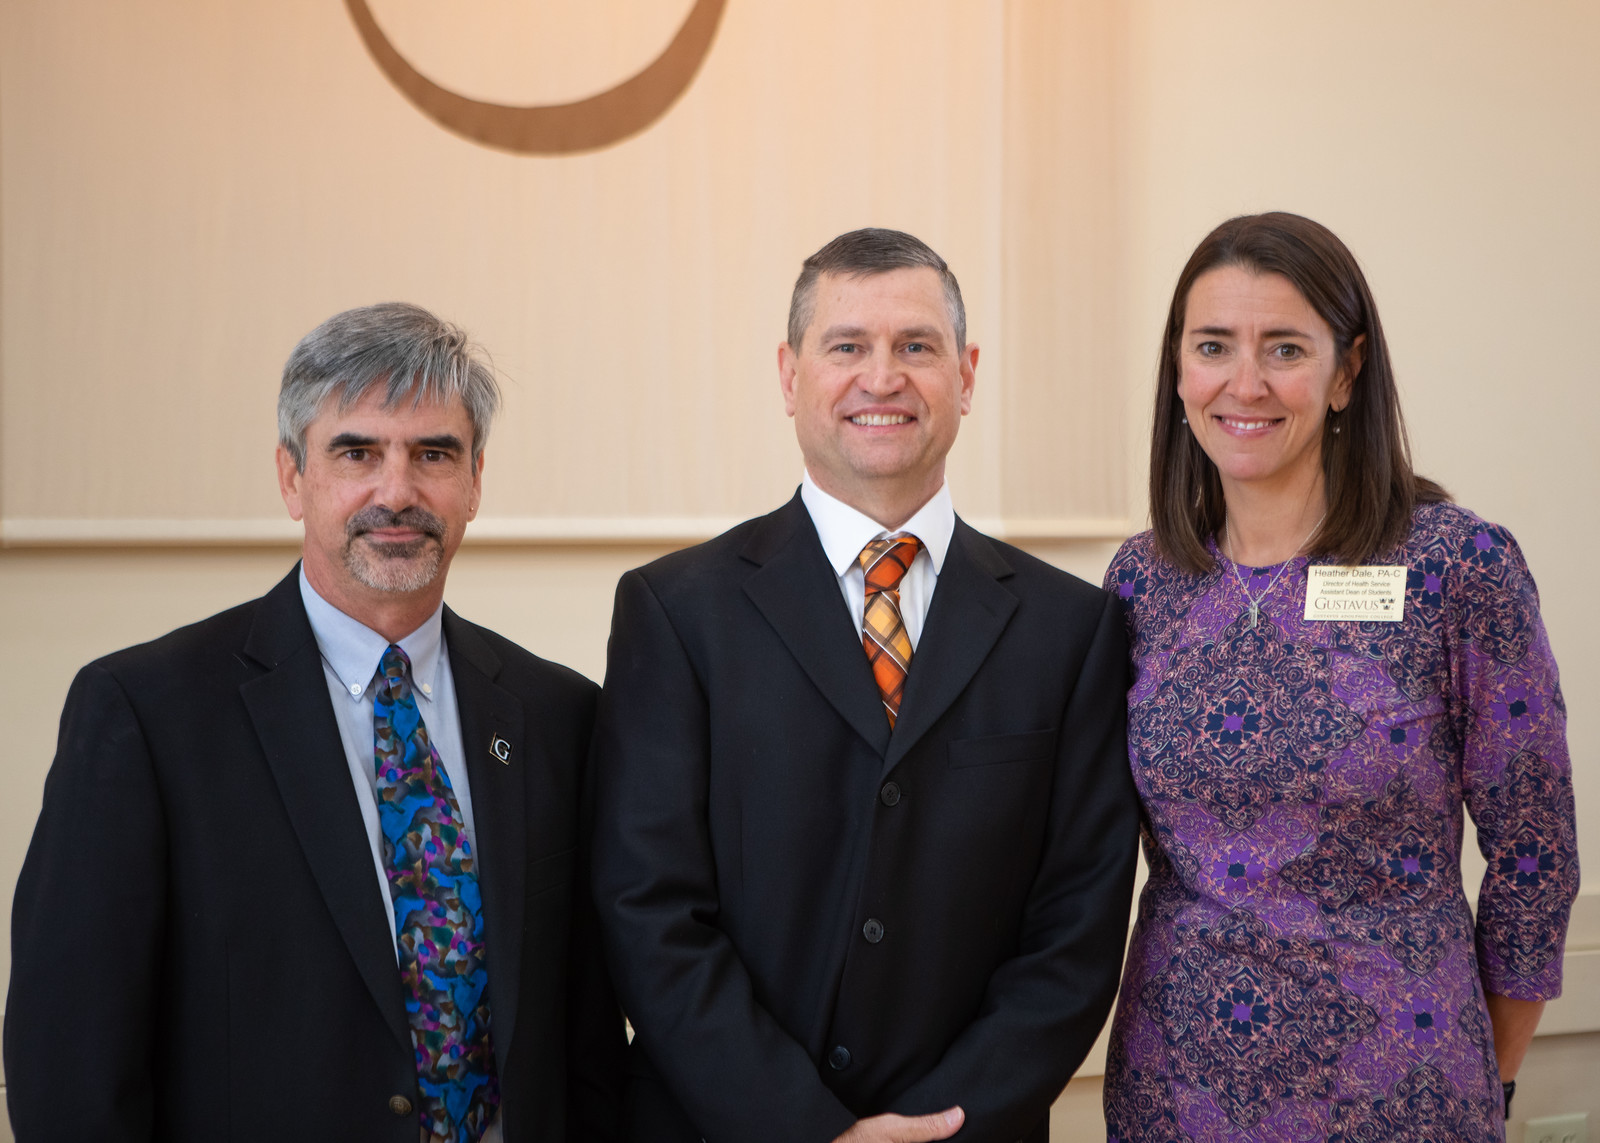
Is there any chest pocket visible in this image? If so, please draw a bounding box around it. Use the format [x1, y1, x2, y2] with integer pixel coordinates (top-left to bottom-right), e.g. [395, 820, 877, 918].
[949, 728, 1057, 769]
[525, 846, 575, 897]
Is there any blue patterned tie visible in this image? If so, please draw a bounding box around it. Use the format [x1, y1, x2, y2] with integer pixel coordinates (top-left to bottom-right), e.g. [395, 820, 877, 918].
[373, 644, 499, 1143]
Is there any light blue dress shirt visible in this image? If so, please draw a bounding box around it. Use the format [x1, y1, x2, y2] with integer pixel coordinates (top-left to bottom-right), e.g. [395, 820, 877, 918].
[298, 567, 483, 950]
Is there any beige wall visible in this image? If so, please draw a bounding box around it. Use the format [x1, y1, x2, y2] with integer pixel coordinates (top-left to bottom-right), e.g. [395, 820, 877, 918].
[0, 0, 1127, 540]
[1, 0, 1595, 1131]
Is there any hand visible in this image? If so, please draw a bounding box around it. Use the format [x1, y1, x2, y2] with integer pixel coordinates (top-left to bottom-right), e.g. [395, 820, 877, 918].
[833, 1107, 964, 1142]
[1484, 991, 1546, 1080]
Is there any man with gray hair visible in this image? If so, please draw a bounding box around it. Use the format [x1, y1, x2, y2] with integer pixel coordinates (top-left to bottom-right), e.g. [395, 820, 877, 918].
[7, 303, 624, 1143]
[593, 230, 1139, 1142]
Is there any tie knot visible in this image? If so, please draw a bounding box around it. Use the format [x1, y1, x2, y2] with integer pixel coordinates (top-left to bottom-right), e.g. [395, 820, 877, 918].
[858, 534, 922, 595]
[377, 644, 413, 698]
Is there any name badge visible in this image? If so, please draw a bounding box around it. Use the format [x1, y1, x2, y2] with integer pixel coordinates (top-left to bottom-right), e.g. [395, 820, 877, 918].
[1304, 566, 1406, 622]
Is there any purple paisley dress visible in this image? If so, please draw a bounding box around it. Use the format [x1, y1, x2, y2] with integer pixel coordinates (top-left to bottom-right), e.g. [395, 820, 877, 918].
[1101, 503, 1578, 1143]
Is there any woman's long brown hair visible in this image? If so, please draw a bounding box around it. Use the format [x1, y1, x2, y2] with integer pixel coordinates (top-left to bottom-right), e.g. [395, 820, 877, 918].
[1149, 212, 1447, 573]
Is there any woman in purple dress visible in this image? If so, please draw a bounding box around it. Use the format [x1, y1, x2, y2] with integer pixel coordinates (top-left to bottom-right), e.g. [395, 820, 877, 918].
[1101, 213, 1578, 1143]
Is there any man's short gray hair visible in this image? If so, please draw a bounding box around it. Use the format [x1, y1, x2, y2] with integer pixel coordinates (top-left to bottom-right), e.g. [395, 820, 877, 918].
[786, 228, 967, 351]
[278, 302, 502, 470]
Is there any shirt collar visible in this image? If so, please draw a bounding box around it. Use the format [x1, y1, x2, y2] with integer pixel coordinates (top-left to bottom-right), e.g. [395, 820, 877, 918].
[800, 472, 955, 578]
[298, 565, 445, 702]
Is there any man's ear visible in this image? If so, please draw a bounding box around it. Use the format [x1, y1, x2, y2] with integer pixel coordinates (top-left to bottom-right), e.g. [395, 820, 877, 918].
[276, 444, 305, 522]
[958, 342, 979, 416]
[469, 451, 484, 520]
[777, 341, 800, 417]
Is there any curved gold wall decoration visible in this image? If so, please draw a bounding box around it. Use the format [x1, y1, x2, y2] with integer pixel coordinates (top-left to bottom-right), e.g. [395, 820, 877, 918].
[344, 0, 727, 155]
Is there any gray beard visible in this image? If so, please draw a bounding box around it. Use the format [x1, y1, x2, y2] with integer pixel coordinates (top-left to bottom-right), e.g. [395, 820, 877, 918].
[341, 505, 448, 593]
[343, 534, 443, 593]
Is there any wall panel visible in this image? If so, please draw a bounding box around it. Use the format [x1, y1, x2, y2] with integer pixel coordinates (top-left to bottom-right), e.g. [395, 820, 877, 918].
[2, 0, 1121, 542]
[1001, 0, 1125, 523]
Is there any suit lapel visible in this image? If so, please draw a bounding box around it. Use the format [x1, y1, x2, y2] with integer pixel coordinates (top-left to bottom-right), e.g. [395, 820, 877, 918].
[239, 570, 412, 1053]
[444, 610, 528, 1080]
[742, 495, 892, 758]
[886, 519, 1018, 771]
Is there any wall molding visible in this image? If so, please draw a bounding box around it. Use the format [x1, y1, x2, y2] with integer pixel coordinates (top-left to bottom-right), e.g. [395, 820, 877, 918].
[0, 515, 1135, 549]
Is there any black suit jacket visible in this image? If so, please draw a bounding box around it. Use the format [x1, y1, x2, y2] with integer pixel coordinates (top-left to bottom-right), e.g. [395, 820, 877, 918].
[591, 495, 1139, 1143]
[6, 567, 624, 1142]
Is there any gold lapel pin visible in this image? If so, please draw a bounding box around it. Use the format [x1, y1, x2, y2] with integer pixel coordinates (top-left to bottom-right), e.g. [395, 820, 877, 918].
[489, 735, 512, 764]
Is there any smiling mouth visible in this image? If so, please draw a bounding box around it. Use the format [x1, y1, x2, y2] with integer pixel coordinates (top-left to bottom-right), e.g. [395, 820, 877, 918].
[850, 413, 911, 426]
[1216, 415, 1283, 432]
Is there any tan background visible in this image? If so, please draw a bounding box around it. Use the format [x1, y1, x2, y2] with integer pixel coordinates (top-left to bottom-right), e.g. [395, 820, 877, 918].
[0, 0, 1594, 1137]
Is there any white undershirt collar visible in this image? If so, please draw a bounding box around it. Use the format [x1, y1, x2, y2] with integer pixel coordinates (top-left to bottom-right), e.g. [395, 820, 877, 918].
[801, 472, 954, 574]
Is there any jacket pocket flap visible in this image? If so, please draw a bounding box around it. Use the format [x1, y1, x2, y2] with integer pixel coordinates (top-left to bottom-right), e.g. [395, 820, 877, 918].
[525, 845, 577, 895]
[948, 728, 1057, 769]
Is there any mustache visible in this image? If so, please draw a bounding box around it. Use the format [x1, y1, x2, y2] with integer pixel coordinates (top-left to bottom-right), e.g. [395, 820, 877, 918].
[346, 506, 446, 542]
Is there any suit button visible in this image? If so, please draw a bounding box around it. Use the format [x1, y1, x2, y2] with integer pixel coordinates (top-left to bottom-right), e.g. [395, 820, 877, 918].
[389, 1095, 413, 1116]
[828, 1045, 852, 1070]
[880, 782, 901, 806]
[862, 918, 885, 943]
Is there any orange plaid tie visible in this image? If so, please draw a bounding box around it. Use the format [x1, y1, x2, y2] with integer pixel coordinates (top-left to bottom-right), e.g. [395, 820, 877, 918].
[858, 534, 923, 728]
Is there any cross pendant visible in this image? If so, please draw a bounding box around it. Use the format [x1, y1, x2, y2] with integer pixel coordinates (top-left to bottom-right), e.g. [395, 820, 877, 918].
[1248, 602, 1259, 628]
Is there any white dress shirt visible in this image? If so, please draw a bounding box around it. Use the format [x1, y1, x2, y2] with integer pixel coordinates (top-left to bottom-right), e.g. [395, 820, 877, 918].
[799, 472, 955, 649]
[298, 569, 503, 1143]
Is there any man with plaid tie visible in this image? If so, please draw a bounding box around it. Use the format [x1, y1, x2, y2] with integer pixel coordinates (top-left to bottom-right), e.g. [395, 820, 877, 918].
[593, 230, 1141, 1143]
[7, 304, 624, 1142]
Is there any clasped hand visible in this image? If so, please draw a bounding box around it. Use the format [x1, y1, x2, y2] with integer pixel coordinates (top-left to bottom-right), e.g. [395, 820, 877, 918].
[834, 1106, 964, 1142]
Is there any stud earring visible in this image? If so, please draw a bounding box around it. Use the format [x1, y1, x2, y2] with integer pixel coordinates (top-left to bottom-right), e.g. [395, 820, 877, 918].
[1181, 416, 1189, 424]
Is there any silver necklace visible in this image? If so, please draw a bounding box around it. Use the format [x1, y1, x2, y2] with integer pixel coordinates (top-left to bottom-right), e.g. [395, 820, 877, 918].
[1223, 514, 1325, 628]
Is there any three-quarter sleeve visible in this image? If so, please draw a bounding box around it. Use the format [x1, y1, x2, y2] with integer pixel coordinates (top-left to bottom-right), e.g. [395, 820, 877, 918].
[1449, 519, 1579, 1000]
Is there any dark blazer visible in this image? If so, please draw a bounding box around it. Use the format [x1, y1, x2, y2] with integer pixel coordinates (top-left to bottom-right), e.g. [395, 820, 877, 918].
[592, 495, 1140, 1143]
[6, 567, 624, 1143]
